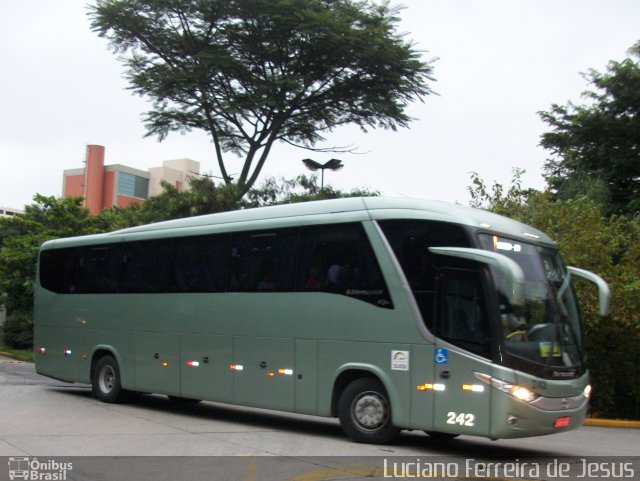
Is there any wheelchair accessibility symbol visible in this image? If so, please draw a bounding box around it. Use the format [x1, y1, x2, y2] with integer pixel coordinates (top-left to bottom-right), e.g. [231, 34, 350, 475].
[434, 348, 448, 365]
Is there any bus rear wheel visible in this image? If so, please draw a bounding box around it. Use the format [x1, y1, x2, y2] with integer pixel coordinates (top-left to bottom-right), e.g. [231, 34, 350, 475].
[338, 378, 399, 444]
[92, 355, 129, 403]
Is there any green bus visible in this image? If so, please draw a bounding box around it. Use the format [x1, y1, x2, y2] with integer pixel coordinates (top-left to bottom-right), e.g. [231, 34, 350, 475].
[34, 197, 609, 444]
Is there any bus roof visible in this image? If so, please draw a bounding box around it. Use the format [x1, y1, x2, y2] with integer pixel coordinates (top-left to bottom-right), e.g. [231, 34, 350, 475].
[41, 197, 555, 249]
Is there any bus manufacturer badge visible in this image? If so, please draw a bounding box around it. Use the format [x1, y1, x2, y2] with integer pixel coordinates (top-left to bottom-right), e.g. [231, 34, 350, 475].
[391, 351, 409, 371]
[435, 348, 448, 365]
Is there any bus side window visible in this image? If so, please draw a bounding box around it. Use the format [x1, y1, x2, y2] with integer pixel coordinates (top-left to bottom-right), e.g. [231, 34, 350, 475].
[298, 223, 392, 308]
[76, 245, 121, 294]
[173, 234, 227, 292]
[120, 240, 172, 293]
[435, 269, 491, 358]
[378, 220, 471, 329]
[40, 245, 121, 294]
[228, 229, 297, 292]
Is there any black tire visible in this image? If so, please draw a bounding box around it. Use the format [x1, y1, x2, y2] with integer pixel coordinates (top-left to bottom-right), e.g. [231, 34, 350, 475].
[92, 355, 129, 403]
[338, 377, 400, 444]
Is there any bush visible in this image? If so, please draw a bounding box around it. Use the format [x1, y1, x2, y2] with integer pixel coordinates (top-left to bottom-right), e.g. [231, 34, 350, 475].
[2, 311, 33, 349]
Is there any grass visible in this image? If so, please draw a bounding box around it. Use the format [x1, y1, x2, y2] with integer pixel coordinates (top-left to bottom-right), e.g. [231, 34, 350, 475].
[0, 343, 34, 363]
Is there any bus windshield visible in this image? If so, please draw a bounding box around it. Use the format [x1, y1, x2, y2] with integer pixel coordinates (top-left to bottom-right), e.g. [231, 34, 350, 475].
[479, 234, 585, 379]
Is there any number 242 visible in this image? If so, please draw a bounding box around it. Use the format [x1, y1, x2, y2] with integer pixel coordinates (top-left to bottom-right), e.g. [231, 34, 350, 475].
[446, 412, 475, 427]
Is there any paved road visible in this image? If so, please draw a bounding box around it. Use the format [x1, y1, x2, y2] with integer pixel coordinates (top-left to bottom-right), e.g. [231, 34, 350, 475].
[1, 356, 639, 480]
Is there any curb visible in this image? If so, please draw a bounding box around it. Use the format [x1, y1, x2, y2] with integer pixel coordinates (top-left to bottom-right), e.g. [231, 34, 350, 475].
[584, 418, 640, 428]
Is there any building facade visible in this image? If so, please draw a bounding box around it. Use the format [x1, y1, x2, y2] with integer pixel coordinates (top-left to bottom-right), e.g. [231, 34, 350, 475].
[0, 206, 23, 218]
[63, 145, 200, 214]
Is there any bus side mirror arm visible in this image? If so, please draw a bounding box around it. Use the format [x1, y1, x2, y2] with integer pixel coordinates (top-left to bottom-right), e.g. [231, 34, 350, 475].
[428, 247, 525, 308]
[567, 266, 611, 317]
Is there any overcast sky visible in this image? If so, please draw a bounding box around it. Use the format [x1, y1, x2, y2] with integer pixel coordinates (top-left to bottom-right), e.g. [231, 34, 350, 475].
[1, 0, 638, 210]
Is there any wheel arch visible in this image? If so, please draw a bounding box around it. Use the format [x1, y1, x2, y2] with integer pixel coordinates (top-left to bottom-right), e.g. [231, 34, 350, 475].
[90, 346, 130, 389]
[330, 364, 404, 425]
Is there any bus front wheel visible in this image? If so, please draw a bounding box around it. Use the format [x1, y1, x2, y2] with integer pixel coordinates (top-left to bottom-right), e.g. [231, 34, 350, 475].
[338, 378, 399, 444]
[92, 355, 128, 403]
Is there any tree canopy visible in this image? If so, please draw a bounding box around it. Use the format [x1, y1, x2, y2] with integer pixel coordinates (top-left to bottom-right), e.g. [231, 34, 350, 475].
[539, 41, 640, 215]
[469, 170, 640, 419]
[89, 0, 435, 198]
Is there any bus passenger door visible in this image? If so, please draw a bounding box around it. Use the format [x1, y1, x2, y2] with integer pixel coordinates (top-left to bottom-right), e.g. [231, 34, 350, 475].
[233, 336, 295, 411]
[432, 268, 492, 437]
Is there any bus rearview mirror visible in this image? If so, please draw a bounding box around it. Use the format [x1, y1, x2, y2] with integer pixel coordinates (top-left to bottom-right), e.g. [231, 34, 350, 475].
[567, 266, 611, 317]
[428, 247, 525, 308]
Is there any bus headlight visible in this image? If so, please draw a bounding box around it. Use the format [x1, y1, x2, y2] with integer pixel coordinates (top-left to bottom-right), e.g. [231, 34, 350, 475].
[510, 386, 538, 403]
[475, 372, 540, 403]
[583, 384, 592, 398]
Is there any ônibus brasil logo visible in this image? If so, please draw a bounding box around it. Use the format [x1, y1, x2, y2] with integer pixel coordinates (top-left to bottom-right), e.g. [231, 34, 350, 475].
[8, 457, 73, 481]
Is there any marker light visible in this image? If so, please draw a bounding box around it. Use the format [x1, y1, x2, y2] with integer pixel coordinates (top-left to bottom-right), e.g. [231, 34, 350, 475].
[63, 349, 72, 356]
[160, 361, 169, 367]
[266, 372, 275, 377]
[278, 368, 294, 376]
[554, 417, 571, 428]
[584, 384, 592, 398]
[462, 384, 485, 393]
[37, 347, 46, 355]
[185, 360, 200, 367]
[416, 383, 446, 392]
[229, 364, 244, 371]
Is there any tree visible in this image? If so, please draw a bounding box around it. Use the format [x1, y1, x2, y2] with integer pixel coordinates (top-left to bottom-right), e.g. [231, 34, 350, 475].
[89, 0, 434, 199]
[0, 196, 102, 347]
[539, 41, 640, 215]
[244, 174, 379, 207]
[469, 171, 640, 419]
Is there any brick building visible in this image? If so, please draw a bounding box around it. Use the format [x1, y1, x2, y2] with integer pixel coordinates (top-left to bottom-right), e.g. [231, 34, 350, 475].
[62, 145, 200, 214]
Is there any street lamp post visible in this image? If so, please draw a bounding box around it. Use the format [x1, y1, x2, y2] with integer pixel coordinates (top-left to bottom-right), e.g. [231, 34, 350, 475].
[301, 158, 344, 191]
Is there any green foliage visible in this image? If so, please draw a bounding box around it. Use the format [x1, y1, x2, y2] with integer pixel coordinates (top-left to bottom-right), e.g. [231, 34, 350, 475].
[469, 170, 640, 419]
[0, 196, 102, 348]
[244, 174, 379, 207]
[104, 174, 378, 226]
[89, 0, 434, 198]
[2, 312, 33, 350]
[539, 41, 640, 215]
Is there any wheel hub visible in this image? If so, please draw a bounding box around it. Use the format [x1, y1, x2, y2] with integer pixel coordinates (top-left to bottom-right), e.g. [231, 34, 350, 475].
[354, 392, 386, 430]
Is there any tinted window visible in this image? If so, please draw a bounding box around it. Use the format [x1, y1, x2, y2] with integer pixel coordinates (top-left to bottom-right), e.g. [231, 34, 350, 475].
[40, 245, 121, 294]
[379, 220, 470, 324]
[173, 235, 227, 292]
[435, 268, 491, 358]
[298, 223, 392, 308]
[120, 240, 172, 293]
[229, 229, 297, 292]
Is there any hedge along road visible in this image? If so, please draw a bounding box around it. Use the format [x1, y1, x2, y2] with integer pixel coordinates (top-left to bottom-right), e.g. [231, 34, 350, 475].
[1, 355, 639, 481]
